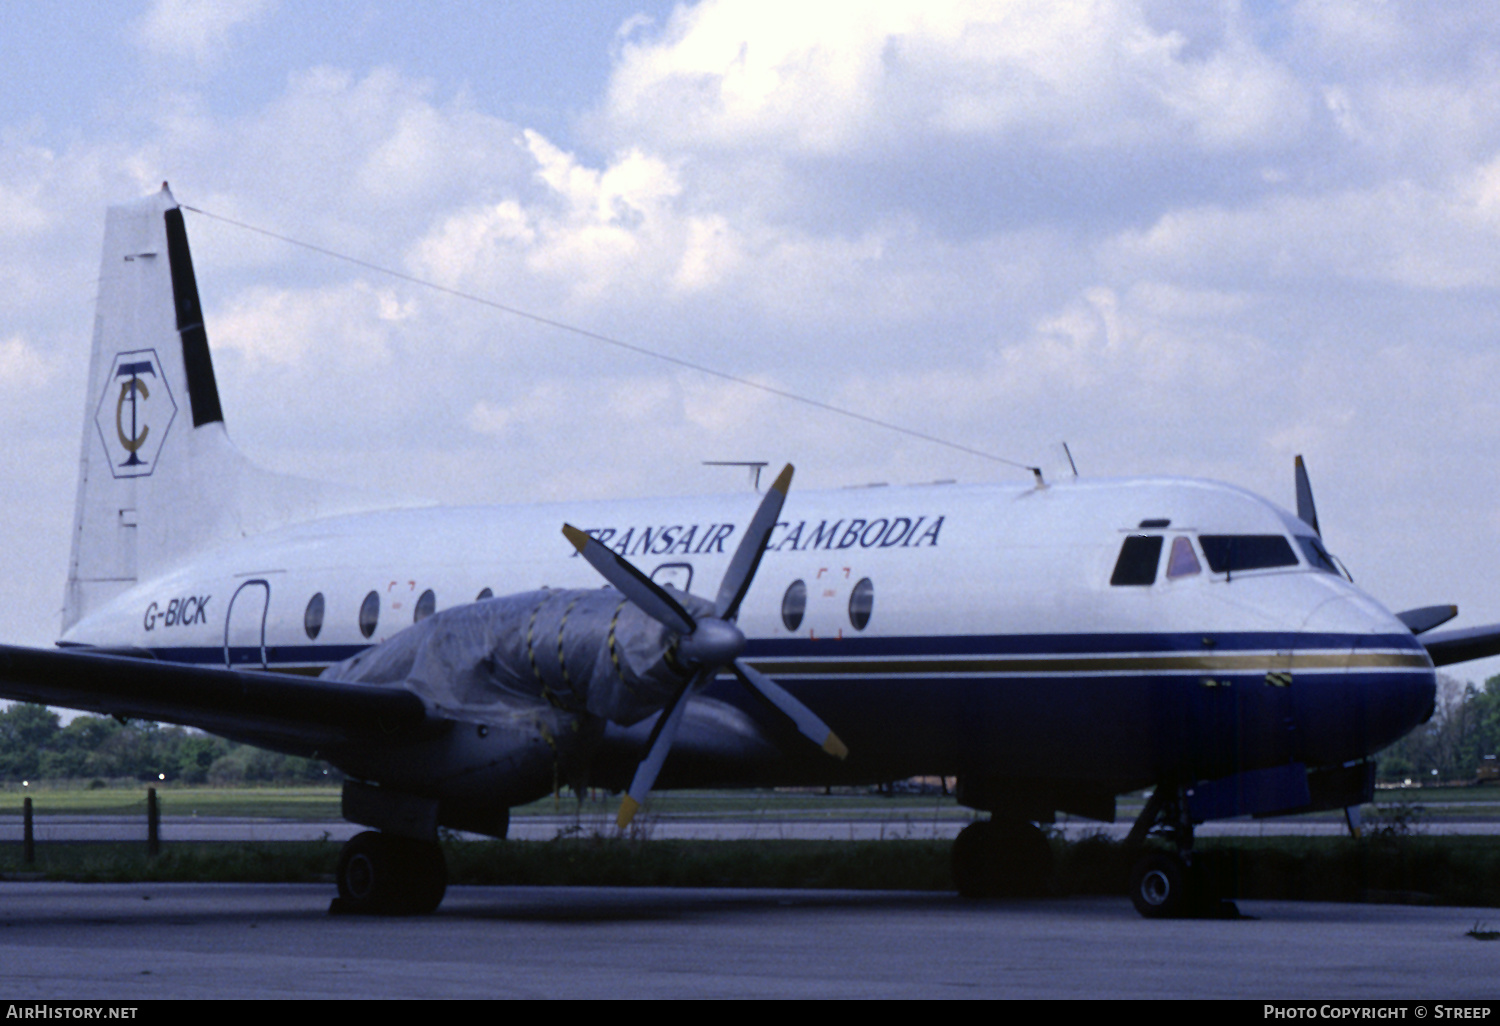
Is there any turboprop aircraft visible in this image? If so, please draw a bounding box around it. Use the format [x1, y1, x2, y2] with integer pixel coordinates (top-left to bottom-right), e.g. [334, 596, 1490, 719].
[1, 185, 1494, 918]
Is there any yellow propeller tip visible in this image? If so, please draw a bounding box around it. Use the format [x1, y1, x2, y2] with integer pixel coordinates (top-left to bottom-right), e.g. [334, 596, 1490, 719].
[823, 734, 849, 760]
[617, 795, 641, 829]
[770, 464, 794, 496]
[562, 524, 589, 553]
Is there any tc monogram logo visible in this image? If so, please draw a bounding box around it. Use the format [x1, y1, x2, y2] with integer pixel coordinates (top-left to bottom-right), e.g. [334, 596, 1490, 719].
[95, 350, 177, 478]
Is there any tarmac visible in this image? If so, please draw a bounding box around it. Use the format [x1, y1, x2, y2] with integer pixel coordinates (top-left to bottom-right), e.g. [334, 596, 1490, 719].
[2, 882, 1498, 999]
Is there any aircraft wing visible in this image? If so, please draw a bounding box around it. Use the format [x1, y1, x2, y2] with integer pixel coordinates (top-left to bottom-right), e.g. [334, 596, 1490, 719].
[0, 644, 431, 754]
[1420, 624, 1500, 667]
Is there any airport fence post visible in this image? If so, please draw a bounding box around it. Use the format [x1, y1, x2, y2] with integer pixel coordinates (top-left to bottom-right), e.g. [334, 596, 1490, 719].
[147, 787, 160, 857]
[23, 796, 34, 865]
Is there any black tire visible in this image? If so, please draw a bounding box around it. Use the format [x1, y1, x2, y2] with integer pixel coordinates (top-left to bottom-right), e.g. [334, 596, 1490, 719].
[396, 836, 447, 915]
[952, 819, 1054, 899]
[1130, 851, 1191, 919]
[335, 831, 447, 915]
[952, 821, 998, 898]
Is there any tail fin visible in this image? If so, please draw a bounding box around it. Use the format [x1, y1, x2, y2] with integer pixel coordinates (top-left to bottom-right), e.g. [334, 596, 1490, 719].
[63, 185, 380, 633]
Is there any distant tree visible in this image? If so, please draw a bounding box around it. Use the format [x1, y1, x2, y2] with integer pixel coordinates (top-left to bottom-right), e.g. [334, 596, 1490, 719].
[1471, 676, 1500, 762]
[0, 704, 61, 780]
[1379, 673, 1500, 782]
[0, 705, 338, 784]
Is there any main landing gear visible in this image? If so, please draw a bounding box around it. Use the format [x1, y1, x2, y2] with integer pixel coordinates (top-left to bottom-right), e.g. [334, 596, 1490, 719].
[951, 818, 1054, 898]
[330, 830, 447, 916]
[1125, 787, 1238, 919]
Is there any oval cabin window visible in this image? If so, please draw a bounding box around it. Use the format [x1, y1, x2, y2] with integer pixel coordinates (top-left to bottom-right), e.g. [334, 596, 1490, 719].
[848, 578, 874, 631]
[359, 591, 380, 639]
[781, 580, 807, 631]
[414, 588, 436, 623]
[304, 592, 325, 640]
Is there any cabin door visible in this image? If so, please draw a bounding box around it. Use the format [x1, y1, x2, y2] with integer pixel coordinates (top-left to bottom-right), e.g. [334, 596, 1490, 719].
[224, 579, 270, 670]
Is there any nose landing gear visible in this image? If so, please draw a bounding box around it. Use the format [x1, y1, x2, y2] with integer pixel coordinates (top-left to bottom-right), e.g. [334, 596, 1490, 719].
[1125, 786, 1239, 919]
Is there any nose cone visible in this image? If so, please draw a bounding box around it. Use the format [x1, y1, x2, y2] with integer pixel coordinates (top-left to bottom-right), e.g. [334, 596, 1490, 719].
[1296, 595, 1436, 766]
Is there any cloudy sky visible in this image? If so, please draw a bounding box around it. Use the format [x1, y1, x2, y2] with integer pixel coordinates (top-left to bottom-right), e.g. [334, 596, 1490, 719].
[4, 0, 1500, 682]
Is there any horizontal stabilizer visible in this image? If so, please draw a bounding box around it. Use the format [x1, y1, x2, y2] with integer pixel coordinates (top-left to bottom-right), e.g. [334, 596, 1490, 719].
[0, 644, 430, 754]
[1396, 604, 1459, 635]
[1420, 623, 1500, 667]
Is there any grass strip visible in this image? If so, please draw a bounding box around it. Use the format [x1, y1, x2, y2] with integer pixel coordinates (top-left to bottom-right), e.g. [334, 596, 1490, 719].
[4, 834, 1500, 906]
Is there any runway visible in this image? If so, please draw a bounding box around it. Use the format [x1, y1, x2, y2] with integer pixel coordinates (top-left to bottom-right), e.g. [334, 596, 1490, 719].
[1, 882, 1498, 999]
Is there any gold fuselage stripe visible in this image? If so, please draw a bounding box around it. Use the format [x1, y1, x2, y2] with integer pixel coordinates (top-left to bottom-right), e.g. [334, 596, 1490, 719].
[740, 650, 1431, 677]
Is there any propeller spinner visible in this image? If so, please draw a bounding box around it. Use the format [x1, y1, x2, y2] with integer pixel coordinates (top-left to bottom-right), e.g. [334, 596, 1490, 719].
[563, 464, 847, 828]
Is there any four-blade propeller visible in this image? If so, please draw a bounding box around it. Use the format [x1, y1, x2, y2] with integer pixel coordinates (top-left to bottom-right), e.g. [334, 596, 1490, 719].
[563, 463, 847, 828]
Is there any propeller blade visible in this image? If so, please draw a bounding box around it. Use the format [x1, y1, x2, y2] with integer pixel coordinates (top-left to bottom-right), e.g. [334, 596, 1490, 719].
[715, 464, 794, 621]
[1395, 604, 1459, 635]
[617, 675, 699, 828]
[1294, 455, 1320, 538]
[562, 524, 696, 636]
[733, 658, 848, 759]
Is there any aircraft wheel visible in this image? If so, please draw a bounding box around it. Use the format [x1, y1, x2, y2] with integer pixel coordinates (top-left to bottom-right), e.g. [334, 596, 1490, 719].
[952, 820, 1053, 898]
[333, 831, 447, 915]
[1129, 851, 1190, 919]
[952, 821, 994, 897]
[400, 837, 448, 915]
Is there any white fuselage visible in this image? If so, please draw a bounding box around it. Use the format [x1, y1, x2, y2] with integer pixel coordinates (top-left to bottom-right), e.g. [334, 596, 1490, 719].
[62, 475, 1396, 661]
[60, 474, 1434, 798]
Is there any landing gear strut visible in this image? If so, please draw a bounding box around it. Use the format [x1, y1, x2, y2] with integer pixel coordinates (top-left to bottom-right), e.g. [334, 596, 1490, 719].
[1125, 786, 1237, 919]
[951, 818, 1053, 898]
[330, 830, 447, 915]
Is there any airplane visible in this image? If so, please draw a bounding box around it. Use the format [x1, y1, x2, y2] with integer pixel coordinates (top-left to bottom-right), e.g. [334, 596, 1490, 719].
[1, 184, 1494, 918]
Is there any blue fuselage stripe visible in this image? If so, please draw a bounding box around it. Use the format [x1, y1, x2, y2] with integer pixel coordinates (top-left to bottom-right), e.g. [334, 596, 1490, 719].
[148, 630, 1430, 671]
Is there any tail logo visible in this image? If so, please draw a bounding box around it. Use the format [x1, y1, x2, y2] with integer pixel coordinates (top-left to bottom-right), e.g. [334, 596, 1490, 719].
[94, 349, 177, 478]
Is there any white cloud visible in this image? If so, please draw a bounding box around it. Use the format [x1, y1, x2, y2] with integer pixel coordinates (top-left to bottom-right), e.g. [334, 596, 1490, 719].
[1102, 172, 1500, 291]
[209, 281, 412, 369]
[134, 0, 276, 66]
[0, 175, 49, 237]
[603, 0, 1307, 157]
[0, 335, 51, 389]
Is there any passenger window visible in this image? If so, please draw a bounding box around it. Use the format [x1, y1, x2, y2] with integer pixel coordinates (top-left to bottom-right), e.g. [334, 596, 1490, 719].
[1199, 536, 1299, 574]
[848, 578, 874, 631]
[1111, 536, 1163, 586]
[781, 580, 807, 631]
[414, 589, 436, 623]
[304, 592, 325, 640]
[359, 591, 380, 639]
[1166, 537, 1201, 579]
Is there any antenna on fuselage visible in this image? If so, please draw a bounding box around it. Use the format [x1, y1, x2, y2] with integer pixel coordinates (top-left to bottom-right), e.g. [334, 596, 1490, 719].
[703, 461, 768, 492]
[1062, 442, 1079, 478]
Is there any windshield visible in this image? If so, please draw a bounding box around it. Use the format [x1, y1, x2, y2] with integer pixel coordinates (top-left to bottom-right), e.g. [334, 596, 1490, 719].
[1198, 535, 1299, 574]
[1296, 536, 1341, 575]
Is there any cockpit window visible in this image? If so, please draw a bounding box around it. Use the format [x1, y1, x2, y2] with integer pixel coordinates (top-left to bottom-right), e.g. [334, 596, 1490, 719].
[1198, 535, 1298, 574]
[1297, 536, 1341, 575]
[1165, 536, 1201, 579]
[1111, 535, 1164, 586]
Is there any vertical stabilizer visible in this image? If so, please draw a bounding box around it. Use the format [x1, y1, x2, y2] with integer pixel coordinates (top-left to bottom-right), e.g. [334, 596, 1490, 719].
[63, 185, 388, 634]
